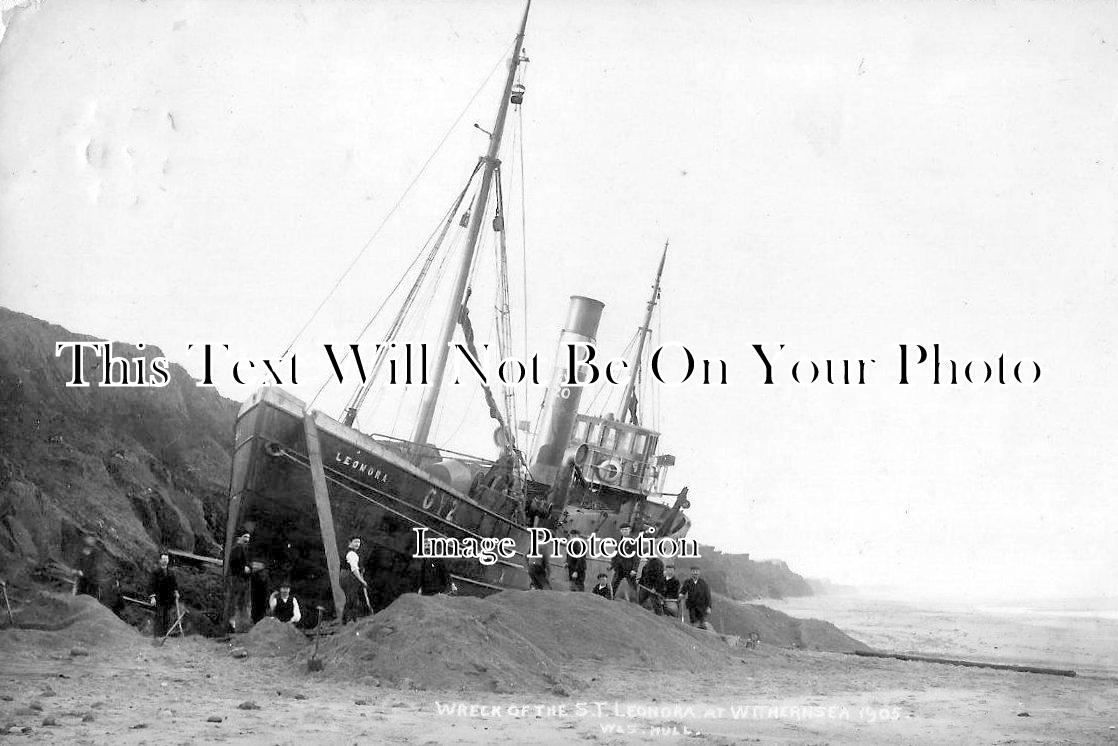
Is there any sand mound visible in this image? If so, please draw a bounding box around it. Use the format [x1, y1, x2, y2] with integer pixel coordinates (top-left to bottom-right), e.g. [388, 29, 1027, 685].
[309, 594, 571, 693]
[241, 616, 308, 656]
[306, 591, 870, 694]
[711, 594, 870, 653]
[309, 591, 734, 693]
[796, 617, 872, 652]
[486, 590, 730, 670]
[0, 591, 139, 651]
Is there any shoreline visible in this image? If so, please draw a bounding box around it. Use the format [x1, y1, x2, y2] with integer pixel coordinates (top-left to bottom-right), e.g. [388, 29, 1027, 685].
[765, 593, 1118, 680]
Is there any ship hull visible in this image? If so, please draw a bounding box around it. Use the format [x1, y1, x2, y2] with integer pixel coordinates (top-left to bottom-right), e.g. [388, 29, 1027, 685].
[226, 388, 536, 616]
[225, 387, 691, 619]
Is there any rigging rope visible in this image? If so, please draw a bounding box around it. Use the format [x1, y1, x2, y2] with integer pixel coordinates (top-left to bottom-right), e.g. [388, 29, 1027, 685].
[653, 286, 663, 431]
[491, 166, 519, 444]
[517, 105, 530, 439]
[459, 293, 527, 467]
[279, 41, 516, 362]
[585, 331, 639, 414]
[308, 162, 483, 410]
[440, 384, 481, 448]
[342, 161, 485, 419]
[403, 209, 465, 435]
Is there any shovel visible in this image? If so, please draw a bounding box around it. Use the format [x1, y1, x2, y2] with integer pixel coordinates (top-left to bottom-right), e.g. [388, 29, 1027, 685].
[157, 600, 187, 647]
[1, 579, 13, 626]
[307, 606, 325, 672]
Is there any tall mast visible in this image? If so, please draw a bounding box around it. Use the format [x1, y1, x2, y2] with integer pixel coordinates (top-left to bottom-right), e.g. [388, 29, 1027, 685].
[411, 0, 531, 448]
[617, 241, 668, 425]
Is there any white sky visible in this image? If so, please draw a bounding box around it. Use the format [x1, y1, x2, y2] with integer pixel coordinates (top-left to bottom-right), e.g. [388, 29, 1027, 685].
[1, 0, 1115, 600]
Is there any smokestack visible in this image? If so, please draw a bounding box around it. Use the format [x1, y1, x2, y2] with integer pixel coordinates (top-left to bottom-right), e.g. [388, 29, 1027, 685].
[529, 295, 604, 485]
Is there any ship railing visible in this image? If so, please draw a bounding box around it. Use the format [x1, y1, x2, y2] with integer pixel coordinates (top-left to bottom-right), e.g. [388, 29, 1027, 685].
[580, 444, 660, 493]
[366, 432, 496, 468]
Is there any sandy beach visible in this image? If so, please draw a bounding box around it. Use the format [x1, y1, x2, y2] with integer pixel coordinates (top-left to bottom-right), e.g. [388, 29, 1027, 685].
[768, 594, 1118, 680]
[3, 592, 1117, 745]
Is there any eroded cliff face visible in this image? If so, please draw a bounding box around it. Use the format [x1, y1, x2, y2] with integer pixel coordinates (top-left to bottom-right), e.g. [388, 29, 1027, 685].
[690, 546, 814, 601]
[0, 307, 235, 581]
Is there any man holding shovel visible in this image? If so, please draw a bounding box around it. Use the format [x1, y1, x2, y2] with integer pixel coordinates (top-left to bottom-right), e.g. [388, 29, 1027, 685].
[341, 537, 370, 624]
[610, 525, 640, 602]
[681, 565, 713, 630]
[148, 552, 180, 640]
[661, 564, 683, 621]
[638, 555, 667, 615]
[75, 535, 103, 601]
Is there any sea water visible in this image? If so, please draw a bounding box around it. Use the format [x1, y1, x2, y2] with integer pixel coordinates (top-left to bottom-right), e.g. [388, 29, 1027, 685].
[765, 594, 1118, 678]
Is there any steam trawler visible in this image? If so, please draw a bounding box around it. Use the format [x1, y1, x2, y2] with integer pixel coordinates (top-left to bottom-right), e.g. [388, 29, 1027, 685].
[224, 2, 691, 620]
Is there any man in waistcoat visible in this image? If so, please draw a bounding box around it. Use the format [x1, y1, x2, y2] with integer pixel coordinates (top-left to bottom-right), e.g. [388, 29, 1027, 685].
[268, 581, 302, 625]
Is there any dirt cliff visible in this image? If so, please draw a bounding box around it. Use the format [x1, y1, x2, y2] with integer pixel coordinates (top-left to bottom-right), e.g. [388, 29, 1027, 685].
[689, 545, 815, 601]
[0, 308, 236, 588]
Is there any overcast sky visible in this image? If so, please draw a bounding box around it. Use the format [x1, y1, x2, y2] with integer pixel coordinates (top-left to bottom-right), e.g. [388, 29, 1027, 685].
[2, 0, 1115, 601]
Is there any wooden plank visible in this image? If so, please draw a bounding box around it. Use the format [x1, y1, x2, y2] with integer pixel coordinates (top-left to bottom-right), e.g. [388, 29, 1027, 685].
[303, 413, 346, 618]
[166, 549, 222, 567]
[851, 650, 1077, 677]
[122, 595, 155, 610]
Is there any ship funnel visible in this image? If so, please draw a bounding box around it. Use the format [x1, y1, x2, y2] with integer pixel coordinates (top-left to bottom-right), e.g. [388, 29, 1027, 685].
[529, 295, 604, 485]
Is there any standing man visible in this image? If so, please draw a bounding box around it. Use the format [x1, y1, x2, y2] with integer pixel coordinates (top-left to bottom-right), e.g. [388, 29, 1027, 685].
[419, 555, 456, 595]
[680, 565, 713, 630]
[366, 539, 399, 613]
[148, 552, 179, 640]
[226, 530, 253, 632]
[75, 535, 103, 601]
[565, 529, 587, 592]
[418, 556, 449, 595]
[367, 517, 402, 612]
[661, 564, 682, 621]
[610, 525, 639, 602]
[268, 581, 302, 625]
[341, 537, 370, 623]
[638, 555, 666, 615]
[250, 562, 269, 624]
[527, 548, 551, 590]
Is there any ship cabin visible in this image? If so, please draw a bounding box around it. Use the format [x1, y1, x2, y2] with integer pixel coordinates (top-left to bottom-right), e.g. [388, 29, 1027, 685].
[570, 413, 671, 496]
